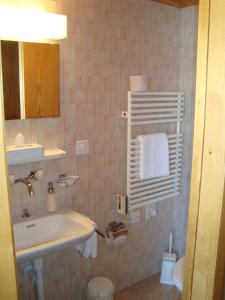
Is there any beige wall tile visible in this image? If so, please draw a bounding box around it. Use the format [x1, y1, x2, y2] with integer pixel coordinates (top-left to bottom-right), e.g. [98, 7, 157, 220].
[3, 0, 198, 298]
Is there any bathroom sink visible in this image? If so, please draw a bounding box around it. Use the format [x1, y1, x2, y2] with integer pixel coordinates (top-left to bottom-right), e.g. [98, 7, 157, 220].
[13, 209, 95, 262]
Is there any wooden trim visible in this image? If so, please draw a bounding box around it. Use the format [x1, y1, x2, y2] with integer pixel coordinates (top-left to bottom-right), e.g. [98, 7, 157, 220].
[182, 0, 210, 299]
[213, 187, 225, 299]
[151, 0, 199, 8]
[151, 0, 182, 7]
[0, 43, 18, 299]
[181, 0, 199, 7]
[187, 0, 225, 298]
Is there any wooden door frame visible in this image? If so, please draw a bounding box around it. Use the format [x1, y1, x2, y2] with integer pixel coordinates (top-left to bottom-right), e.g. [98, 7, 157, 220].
[183, 0, 225, 299]
[0, 45, 18, 298]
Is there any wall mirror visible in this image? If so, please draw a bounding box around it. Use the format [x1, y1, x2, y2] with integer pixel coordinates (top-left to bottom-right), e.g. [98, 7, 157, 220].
[0, 41, 60, 120]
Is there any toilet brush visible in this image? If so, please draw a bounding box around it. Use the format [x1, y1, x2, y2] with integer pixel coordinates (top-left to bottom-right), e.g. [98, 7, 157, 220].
[160, 232, 177, 285]
[169, 232, 172, 255]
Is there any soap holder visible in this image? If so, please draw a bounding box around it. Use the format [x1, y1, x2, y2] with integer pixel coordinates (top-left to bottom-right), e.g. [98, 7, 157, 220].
[55, 175, 80, 187]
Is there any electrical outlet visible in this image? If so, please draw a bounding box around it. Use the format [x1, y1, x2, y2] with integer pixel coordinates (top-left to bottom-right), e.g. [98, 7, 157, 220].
[130, 210, 141, 223]
[145, 203, 157, 220]
[76, 140, 89, 155]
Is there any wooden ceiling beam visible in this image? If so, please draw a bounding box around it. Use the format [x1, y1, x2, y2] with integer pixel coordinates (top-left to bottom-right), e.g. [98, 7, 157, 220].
[181, 0, 199, 7]
[151, 0, 199, 8]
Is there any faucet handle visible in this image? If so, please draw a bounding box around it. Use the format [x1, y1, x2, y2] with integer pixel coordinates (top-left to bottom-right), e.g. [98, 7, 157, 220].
[59, 173, 66, 178]
[8, 174, 16, 185]
[22, 208, 31, 219]
[34, 169, 44, 179]
[28, 169, 44, 181]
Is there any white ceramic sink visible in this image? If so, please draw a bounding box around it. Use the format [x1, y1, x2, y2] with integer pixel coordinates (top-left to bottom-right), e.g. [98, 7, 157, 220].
[13, 209, 95, 262]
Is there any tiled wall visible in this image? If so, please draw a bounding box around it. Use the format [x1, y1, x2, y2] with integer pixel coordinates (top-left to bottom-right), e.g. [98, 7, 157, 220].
[176, 6, 198, 255]
[3, 0, 197, 299]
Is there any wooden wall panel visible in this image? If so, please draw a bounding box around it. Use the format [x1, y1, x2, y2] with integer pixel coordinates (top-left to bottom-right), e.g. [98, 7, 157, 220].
[1, 41, 20, 120]
[192, 0, 225, 296]
[23, 43, 60, 119]
[0, 42, 18, 300]
[151, 0, 199, 7]
[184, 0, 225, 298]
[182, 0, 209, 299]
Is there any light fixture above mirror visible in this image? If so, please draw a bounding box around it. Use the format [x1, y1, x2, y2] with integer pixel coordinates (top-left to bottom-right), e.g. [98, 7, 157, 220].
[0, 6, 67, 43]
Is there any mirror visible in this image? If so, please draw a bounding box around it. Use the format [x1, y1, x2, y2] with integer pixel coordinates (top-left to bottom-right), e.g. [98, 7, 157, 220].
[1, 41, 60, 120]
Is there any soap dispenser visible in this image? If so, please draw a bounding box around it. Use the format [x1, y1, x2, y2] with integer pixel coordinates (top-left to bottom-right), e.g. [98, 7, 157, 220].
[46, 181, 58, 212]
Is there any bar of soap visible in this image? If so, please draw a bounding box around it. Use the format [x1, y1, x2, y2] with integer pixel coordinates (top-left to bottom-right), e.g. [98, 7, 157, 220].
[7, 143, 44, 164]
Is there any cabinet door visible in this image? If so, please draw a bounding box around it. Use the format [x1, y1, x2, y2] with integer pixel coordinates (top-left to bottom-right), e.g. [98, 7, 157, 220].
[1, 41, 21, 120]
[23, 43, 60, 118]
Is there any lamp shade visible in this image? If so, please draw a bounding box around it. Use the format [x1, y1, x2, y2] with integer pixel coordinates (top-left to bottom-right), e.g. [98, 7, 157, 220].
[0, 6, 67, 42]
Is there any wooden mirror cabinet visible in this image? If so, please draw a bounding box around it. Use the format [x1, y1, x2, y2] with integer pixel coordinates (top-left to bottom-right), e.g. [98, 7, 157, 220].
[1, 41, 60, 120]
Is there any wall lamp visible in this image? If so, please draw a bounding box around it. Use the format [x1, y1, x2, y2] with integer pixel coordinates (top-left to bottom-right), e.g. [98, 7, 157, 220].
[0, 6, 67, 42]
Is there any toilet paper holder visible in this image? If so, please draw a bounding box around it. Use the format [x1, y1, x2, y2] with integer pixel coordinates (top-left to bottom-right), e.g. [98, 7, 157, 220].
[95, 228, 105, 238]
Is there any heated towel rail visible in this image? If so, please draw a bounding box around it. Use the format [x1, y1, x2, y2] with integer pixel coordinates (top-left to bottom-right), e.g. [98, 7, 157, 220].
[125, 91, 184, 210]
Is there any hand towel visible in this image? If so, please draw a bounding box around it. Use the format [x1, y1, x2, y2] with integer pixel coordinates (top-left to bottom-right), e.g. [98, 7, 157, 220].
[74, 231, 97, 258]
[137, 133, 169, 179]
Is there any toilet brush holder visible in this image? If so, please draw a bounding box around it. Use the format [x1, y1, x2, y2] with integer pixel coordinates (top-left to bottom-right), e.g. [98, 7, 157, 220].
[160, 252, 177, 285]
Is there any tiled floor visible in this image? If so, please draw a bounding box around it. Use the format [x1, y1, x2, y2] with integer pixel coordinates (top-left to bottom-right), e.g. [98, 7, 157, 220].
[115, 274, 181, 300]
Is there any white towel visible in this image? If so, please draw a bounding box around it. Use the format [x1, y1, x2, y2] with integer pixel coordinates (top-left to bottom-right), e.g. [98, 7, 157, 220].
[74, 231, 97, 258]
[137, 133, 169, 179]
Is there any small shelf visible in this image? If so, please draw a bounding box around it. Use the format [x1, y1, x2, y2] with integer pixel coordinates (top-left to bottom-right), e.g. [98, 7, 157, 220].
[43, 149, 66, 161]
[8, 148, 66, 166]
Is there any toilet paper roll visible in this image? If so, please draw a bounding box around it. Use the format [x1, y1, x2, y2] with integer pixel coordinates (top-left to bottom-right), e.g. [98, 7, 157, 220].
[130, 75, 148, 92]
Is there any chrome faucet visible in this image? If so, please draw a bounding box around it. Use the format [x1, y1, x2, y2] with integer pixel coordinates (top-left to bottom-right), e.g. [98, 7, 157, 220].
[9, 170, 44, 197]
[15, 178, 34, 196]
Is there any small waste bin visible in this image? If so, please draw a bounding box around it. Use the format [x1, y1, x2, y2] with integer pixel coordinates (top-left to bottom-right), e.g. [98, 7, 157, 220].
[87, 277, 115, 300]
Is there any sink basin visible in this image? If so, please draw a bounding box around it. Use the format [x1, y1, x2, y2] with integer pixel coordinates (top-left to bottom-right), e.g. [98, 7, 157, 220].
[13, 209, 95, 262]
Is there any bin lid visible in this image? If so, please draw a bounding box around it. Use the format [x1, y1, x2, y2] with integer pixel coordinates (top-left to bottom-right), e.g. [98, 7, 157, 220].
[88, 277, 115, 297]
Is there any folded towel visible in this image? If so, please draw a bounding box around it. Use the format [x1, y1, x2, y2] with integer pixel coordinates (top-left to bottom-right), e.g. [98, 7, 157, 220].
[137, 133, 169, 179]
[74, 231, 97, 258]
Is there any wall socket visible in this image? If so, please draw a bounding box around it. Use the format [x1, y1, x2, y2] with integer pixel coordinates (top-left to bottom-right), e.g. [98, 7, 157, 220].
[76, 140, 89, 155]
[130, 210, 141, 223]
[145, 203, 157, 220]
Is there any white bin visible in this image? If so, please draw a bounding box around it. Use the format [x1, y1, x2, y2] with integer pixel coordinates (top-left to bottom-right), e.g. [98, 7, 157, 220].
[87, 277, 115, 300]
